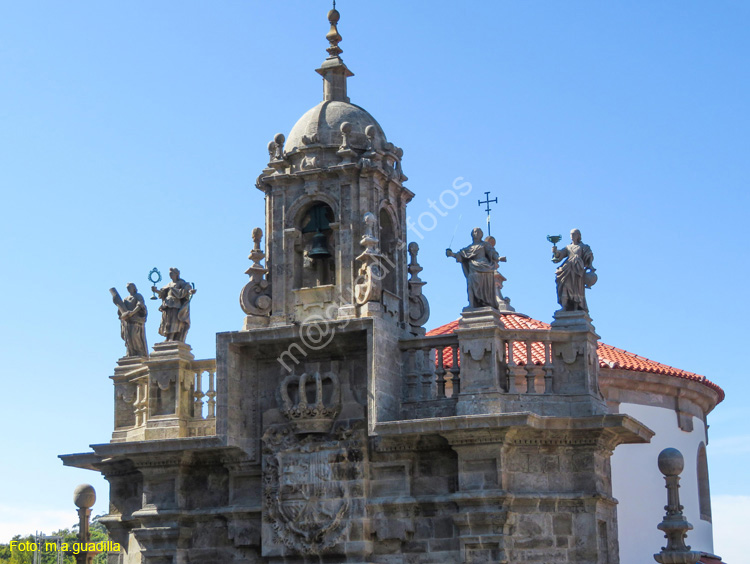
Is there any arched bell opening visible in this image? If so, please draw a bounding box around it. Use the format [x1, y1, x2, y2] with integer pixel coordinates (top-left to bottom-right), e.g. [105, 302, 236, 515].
[296, 202, 336, 289]
[379, 208, 397, 296]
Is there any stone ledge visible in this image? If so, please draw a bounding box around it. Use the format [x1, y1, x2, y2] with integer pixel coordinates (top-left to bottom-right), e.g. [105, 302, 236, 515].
[59, 436, 235, 471]
[374, 412, 653, 445]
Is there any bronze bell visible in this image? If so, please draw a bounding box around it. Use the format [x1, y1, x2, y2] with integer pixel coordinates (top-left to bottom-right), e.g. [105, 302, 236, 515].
[308, 231, 331, 259]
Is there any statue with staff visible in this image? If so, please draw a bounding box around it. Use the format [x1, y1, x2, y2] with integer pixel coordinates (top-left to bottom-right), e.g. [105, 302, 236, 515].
[152, 267, 196, 342]
[110, 283, 149, 357]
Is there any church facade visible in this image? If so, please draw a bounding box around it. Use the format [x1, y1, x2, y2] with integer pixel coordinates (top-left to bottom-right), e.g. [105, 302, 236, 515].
[61, 8, 723, 564]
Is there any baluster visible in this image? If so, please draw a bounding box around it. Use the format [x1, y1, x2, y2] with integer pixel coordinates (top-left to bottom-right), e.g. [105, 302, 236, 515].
[525, 340, 535, 393]
[507, 341, 517, 393]
[499, 339, 507, 392]
[136, 381, 148, 426]
[206, 370, 217, 419]
[435, 346, 446, 399]
[194, 370, 205, 420]
[405, 349, 418, 401]
[543, 341, 554, 394]
[421, 348, 433, 400]
[133, 383, 142, 427]
[141, 381, 149, 424]
[449, 344, 461, 395]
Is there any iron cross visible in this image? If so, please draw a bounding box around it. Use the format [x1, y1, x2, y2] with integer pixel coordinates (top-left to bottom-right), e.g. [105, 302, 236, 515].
[478, 191, 498, 237]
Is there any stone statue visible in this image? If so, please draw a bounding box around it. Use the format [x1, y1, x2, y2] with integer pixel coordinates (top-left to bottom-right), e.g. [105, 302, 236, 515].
[552, 228, 596, 312]
[446, 227, 505, 309]
[485, 236, 515, 312]
[152, 268, 196, 342]
[110, 283, 149, 357]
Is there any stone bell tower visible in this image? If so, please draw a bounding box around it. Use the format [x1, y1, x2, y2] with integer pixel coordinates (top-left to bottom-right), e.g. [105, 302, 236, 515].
[61, 8, 652, 564]
[241, 7, 417, 331]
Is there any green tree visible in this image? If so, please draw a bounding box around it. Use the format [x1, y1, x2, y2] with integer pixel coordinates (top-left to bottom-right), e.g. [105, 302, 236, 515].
[1, 517, 112, 564]
[7, 535, 33, 564]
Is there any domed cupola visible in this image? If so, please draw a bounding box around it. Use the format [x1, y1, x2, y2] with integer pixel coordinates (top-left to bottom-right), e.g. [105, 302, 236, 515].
[272, 8, 402, 173]
[245, 6, 421, 335]
[285, 101, 387, 155]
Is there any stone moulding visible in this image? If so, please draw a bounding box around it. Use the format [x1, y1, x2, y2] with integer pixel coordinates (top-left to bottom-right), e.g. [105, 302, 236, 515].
[374, 412, 654, 445]
[600, 368, 721, 432]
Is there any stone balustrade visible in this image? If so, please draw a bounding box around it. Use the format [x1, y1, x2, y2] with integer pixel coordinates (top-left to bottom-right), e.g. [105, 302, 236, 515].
[187, 359, 217, 437]
[112, 346, 218, 442]
[400, 330, 562, 400]
[399, 311, 606, 418]
[400, 335, 461, 402]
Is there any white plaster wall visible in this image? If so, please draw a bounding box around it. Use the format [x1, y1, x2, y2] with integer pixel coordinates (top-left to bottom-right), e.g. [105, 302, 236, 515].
[612, 402, 713, 564]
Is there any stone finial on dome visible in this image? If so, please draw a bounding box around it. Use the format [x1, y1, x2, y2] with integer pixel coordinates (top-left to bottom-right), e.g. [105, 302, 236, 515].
[326, 5, 343, 58]
[316, 4, 354, 103]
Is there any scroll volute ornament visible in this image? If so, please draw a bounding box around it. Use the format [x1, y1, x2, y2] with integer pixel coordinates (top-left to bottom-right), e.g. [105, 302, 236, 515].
[354, 212, 384, 305]
[407, 242, 430, 330]
[240, 227, 272, 317]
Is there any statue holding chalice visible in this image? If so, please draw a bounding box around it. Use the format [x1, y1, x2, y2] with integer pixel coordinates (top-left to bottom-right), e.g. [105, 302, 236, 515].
[550, 229, 596, 312]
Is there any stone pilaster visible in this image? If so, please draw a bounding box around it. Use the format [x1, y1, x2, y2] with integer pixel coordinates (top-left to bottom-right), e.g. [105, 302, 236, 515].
[455, 307, 505, 416]
[550, 310, 608, 415]
[144, 342, 195, 440]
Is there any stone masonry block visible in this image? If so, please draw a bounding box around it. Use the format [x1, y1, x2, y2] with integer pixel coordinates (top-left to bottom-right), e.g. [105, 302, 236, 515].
[553, 514, 573, 536]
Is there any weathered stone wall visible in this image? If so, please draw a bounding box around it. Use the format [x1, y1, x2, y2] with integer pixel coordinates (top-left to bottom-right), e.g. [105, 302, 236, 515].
[64, 310, 652, 564]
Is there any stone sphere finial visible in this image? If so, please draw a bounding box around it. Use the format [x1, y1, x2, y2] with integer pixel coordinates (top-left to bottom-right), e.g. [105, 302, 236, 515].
[657, 447, 685, 477]
[73, 484, 96, 509]
[365, 125, 376, 140]
[274, 133, 285, 146]
[340, 121, 352, 135]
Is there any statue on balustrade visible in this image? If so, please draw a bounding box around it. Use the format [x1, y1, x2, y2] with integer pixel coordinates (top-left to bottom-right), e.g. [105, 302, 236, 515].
[552, 228, 597, 312]
[152, 268, 196, 342]
[110, 283, 148, 357]
[446, 227, 505, 309]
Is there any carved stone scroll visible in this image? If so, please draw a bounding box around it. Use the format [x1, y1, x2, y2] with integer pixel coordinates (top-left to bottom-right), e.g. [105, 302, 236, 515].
[354, 212, 384, 305]
[407, 242, 430, 335]
[240, 228, 272, 320]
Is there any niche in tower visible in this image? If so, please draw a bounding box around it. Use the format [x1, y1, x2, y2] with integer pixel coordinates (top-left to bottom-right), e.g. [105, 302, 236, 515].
[299, 202, 336, 288]
[379, 208, 397, 296]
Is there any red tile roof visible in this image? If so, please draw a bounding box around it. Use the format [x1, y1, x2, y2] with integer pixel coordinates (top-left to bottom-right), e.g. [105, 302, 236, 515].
[699, 556, 724, 564]
[426, 314, 724, 403]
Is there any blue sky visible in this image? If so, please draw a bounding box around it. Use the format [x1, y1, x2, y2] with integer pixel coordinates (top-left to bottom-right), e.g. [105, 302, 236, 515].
[1, 1, 748, 558]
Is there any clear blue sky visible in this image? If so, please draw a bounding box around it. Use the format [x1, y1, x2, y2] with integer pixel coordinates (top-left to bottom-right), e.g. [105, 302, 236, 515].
[1, 1, 748, 555]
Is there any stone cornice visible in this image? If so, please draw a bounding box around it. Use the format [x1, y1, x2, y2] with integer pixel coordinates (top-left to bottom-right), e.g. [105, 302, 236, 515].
[374, 413, 653, 448]
[600, 367, 720, 417]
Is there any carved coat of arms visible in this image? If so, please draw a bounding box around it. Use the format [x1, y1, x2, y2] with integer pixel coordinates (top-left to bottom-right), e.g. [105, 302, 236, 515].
[262, 371, 363, 555]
